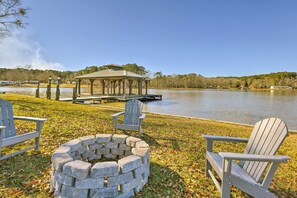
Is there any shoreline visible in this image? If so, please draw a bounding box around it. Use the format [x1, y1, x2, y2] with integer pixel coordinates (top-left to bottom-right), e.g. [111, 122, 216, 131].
[2, 85, 297, 90]
[96, 104, 297, 133]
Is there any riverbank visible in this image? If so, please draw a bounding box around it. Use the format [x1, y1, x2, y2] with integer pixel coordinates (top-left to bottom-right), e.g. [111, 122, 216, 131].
[0, 94, 296, 197]
[94, 102, 297, 134]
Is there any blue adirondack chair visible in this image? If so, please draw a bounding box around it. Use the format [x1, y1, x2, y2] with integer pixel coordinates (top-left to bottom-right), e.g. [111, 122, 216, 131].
[0, 99, 46, 160]
[111, 99, 145, 136]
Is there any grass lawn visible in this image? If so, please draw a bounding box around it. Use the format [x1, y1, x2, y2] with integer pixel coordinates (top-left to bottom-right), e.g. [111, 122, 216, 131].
[0, 94, 296, 197]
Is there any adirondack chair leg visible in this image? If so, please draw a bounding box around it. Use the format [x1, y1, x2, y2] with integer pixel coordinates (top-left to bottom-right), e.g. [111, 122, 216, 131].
[206, 140, 213, 177]
[34, 136, 40, 150]
[0, 129, 3, 158]
[221, 180, 231, 198]
[34, 122, 44, 151]
[262, 162, 280, 189]
[221, 158, 231, 198]
[206, 160, 212, 177]
[138, 127, 144, 138]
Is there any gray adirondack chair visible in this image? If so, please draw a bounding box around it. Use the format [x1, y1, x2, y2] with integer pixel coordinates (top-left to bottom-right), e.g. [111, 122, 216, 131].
[0, 99, 46, 160]
[111, 99, 145, 136]
[203, 117, 290, 198]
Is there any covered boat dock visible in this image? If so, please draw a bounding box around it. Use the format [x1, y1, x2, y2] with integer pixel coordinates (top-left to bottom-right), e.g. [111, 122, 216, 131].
[63, 66, 162, 103]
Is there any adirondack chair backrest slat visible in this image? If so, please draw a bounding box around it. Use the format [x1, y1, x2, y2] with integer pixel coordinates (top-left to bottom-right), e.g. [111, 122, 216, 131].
[248, 118, 286, 180]
[241, 117, 288, 182]
[123, 99, 142, 125]
[0, 99, 16, 138]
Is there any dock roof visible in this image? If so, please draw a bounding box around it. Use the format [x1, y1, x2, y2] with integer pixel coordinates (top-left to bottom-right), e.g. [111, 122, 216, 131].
[75, 69, 147, 80]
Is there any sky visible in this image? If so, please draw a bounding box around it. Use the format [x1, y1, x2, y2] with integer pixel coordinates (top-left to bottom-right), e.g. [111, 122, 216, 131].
[0, 0, 297, 77]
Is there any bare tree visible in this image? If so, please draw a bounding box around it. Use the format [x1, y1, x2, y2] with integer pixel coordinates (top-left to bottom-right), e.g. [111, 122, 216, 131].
[0, 0, 27, 38]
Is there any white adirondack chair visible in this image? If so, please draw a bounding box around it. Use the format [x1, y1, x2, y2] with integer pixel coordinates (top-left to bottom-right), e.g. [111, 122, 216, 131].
[203, 117, 290, 198]
[0, 99, 46, 160]
[111, 99, 145, 136]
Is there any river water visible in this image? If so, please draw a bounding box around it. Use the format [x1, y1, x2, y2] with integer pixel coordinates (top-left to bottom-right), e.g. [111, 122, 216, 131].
[1, 87, 296, 130]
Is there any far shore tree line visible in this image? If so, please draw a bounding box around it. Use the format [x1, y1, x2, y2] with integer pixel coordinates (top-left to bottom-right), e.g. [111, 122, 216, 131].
[150, 71, 297, 89]
[0, 64, 296, 89]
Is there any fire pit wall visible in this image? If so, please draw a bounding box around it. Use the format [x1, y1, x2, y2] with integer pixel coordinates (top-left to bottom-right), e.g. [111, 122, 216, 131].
[50, 134, 150, 198]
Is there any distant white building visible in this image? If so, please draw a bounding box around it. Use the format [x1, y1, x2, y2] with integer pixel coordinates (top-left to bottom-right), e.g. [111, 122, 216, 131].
[0, 81, 15, 86]
[270, 86, 292, 89]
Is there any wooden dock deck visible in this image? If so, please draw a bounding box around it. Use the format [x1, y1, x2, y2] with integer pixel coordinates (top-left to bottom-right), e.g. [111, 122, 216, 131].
[60, 94, 162, 103]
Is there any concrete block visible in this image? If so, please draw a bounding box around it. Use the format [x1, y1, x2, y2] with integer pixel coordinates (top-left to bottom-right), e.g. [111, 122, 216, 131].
[63, 160, 92, 180]
[91, 162, 119, 178]
[132, 164, 145, 178]
[105, 142, 118, 149]
[51, 146, 71, 161]
[89, 154, 102, 161]
[75, 178, 104, 189]
[61, 185, 88, 198]
[52, 154, 73, 173]
[82, 150, 94, 158]
[95, 134, 112, 143]
[112, 134, 128, 143]
[116, 190, 135, 198]
[62, 139, 82, 151]
[121, 177, 142, 194]
[104, 153, 117, 159]
[76, 146, 87, 155]
[97, 147, 110, 155]
[78, 135, 96, 146]
[132, 148, 150, 164]
[111, 148, 124, 156]
[134, 175, 148, 193]
[54, 173, 74, 186]
[119, 143, 131, 151]
[118, 155, 142, 173]
[53, 182, 62, 197]
[90, 186, 118, 197]
[118, 172, 134, 185]
[49, 176, 56, 193]
[106, 172, 141, 188]
[89, 143, 103, 150]
[72, 155, 81, 161]
[124, 150, 133, 157]
[107, 176, 118, 187]
[135, 141, 149, 149]
[126, 137, 141, 147]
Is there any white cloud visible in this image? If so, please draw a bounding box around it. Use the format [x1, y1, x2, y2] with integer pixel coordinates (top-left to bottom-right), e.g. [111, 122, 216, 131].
[0, 32, 65, 70]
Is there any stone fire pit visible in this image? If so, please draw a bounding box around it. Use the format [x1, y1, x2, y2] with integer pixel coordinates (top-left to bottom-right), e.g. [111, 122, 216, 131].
[50, 134, 150, 198]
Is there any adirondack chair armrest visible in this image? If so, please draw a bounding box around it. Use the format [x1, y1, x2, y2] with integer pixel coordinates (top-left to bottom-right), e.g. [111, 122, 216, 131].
[139, 113, 146, 120]
[203, 134, 248, 152]
[14, 116, 46, 132]
[219, 152, 291, 163]
[14, 116, 47, 122]
[111, 112, 125, 118]
[138, 113, 146, 126]
[203, 135, 249, 143]
[111, 112, 125, 124]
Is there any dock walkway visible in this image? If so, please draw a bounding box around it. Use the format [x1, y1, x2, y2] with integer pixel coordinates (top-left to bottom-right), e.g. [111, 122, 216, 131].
[60, 94, 162, 103]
